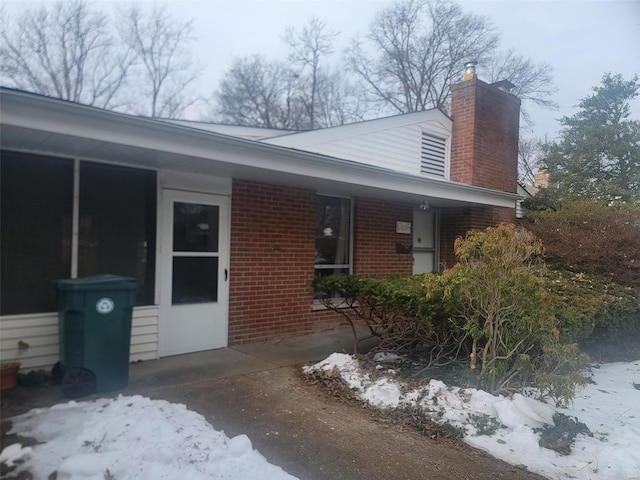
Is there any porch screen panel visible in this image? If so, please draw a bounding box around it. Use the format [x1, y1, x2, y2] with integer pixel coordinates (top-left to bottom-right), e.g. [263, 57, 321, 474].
[78, 162, 156, 305]
[1, 152, 73, 315]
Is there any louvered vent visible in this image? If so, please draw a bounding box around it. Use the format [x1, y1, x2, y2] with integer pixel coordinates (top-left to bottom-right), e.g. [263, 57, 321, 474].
[420, 132, 446, 177]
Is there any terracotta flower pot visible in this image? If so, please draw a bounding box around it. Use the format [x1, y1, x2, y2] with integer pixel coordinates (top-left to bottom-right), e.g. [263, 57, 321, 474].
[0, 362, 21, 390]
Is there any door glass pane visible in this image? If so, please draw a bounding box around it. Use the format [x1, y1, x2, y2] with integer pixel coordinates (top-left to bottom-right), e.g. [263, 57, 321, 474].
[172, 257, 219, 304]
[173, 203, 219, 252]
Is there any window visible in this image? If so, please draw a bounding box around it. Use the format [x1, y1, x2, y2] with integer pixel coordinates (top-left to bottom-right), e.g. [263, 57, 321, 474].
[315, 195, 351, 278]
[171, 202, 220, 304]
[420, 132, 447, 177]
[0, 152, 157, 315]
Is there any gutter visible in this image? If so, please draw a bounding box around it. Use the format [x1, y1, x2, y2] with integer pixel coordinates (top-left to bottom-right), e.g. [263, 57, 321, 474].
[0, 88, 521, 207]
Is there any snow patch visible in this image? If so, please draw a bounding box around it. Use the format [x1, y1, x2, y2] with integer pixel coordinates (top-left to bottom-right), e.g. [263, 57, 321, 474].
[3, 395, 297, 480]
[305, 355, 640, 479]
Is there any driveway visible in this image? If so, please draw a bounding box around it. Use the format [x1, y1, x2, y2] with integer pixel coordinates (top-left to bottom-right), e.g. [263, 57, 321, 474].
[1, 329, 544, 480]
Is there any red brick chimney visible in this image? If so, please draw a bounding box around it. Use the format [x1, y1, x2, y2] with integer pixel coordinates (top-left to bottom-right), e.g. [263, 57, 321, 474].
[533, 169, 550, 188]
[439, 64, 522, 266]
[449, 63, 521, 194]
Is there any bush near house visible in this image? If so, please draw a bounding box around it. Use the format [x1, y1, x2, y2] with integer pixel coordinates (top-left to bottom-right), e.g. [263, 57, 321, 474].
[312, 274, 456, 361]
[521, 200, 640, 288]
[543, 268, 640, 346]
[315, 224, 640, 402]
[425, 225, 587, 401]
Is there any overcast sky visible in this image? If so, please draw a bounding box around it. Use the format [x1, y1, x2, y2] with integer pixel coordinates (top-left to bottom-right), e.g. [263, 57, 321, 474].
[5, 0, 640, 139]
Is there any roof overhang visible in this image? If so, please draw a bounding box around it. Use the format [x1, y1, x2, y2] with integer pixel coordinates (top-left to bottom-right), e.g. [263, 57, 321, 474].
[0, 88, 520, 209]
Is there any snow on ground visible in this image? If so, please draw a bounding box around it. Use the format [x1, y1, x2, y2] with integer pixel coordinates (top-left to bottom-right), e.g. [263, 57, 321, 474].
[304, 354, 640, 480]
[1, 395, 296, 480]
[2, 358, 638, 480]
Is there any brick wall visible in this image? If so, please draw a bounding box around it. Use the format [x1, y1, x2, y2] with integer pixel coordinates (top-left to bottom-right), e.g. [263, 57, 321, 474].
[228, 180, 513, 345]
[229, 180, 342, 344]
[353, 198, 414, 275]
[228, 181, 422, 344]
[439, 206, 515, 268]
[450, 77, 520, 194]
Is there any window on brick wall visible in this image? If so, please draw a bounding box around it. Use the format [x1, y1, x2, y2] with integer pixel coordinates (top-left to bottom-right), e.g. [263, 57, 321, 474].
[315, 195, 351, 279]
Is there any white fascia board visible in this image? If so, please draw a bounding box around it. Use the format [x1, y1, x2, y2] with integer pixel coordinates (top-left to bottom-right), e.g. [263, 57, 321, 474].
[0, 89, 515, 208]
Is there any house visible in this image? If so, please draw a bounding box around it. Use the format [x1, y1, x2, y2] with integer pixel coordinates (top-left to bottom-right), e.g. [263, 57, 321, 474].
[517, 170, 554, 218]
[517, 184, 534, 219]
[0, 69, 521, 371]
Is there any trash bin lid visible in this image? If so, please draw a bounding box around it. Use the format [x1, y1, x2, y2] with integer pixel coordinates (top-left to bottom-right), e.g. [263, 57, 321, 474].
[52, 274, 137, 291]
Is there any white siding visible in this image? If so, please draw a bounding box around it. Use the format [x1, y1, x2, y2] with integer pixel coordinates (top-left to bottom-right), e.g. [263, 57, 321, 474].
[516, 184, 532, 219]
[0, 313, 59, 372]
[297, 125, 424, 175]
[129, 306, 160, 363]
[0, 306, 159, 372]
[264, 111, 452, 179]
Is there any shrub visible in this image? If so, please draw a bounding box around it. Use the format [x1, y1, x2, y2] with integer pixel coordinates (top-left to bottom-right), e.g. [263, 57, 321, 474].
[522, 200, 640, 287]
[313, 224, 640, 402]
[431, 225, 587, 400]
[313, 274, 459, 364]
[543, 268, 640, 345]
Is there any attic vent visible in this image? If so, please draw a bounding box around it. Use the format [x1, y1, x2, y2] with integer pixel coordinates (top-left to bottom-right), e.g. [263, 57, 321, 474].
[420, 132, 446, 177]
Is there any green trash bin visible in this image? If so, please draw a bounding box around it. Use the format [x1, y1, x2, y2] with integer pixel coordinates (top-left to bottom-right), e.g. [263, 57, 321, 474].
[53, 275, 138, 398]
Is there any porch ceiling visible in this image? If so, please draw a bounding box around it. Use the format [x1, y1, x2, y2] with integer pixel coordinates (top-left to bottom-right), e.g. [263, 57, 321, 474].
[0, 88, 520, 209]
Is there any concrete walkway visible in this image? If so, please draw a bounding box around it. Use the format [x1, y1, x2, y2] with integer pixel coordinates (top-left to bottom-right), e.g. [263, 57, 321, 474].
[1, 329, 362, 418]
[127, 328, 365, 395]
[1, 329, 544, 480]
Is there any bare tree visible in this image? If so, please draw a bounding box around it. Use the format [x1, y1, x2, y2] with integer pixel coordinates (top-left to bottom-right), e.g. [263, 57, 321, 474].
[518, 137, 543, 184]
[215, 17, 366, 130]
[214, 54, 367, 129]
[283, 17, 338, 129]
[346, 0, 557, 126]
[214, 55, 305, 129]
[0, 0, 131, 108]
[119, 4, 202, 118]
[483, 49, 558, 128]
[313, 70, 371, 127]
[345, 0, 500, 113]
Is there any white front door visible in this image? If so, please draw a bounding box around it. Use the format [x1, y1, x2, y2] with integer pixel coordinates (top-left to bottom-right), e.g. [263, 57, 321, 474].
[413, 210, 437, 274]
[159, 190, 229, 356]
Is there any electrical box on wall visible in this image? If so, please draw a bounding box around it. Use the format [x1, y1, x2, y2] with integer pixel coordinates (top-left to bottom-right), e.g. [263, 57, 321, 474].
[396, 221, 411, 234]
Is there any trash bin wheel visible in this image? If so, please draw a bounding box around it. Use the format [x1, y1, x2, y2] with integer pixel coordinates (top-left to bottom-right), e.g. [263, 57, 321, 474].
[62, 368, 96, 398]
[51, 361, 64, 385]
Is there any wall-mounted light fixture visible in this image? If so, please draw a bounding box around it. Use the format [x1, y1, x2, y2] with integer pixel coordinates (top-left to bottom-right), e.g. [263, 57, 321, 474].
[419, 201, 430, 211]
